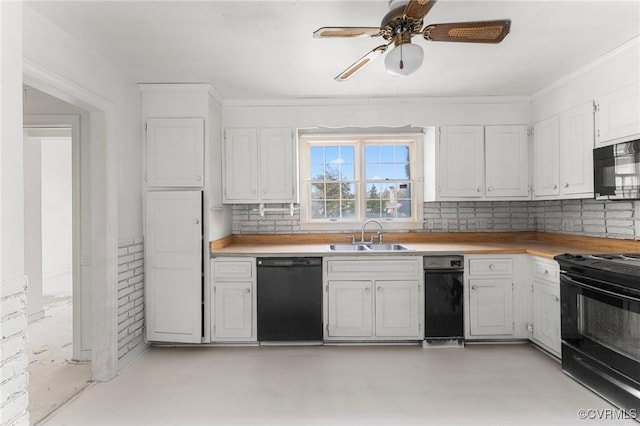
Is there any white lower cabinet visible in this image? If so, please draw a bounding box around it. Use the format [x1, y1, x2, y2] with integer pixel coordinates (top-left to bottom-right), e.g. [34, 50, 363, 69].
[324, 257, 423, 341]
[464, 255, 529, 340]
[529, 257, 561, 357]
[468, 278, 513, 336]
[327, 280, 373, 338]
[211, 258, 256, 342]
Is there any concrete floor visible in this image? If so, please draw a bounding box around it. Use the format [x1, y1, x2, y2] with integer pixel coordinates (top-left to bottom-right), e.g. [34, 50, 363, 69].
[27, 272, 92, 425]
[42, 343, 629, 426]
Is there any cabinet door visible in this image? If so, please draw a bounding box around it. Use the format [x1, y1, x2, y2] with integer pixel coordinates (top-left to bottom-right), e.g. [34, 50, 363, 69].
[327, 280, 373, 338]
[533, 116, 560, 198]
[438, 126, 484, 198]
[224, 128, 259, 202]
[485, 125, 529, 198]
[596, 82, 640, 146]
[259, 128, 295, 202]
[532, 281, 561, 356]
[145, 191, 202, 343]
[146, 118, 204, 187]
[212, 281, 253, 340]
[374, 281, 421, 338]
[560, 101, 595, 196]
[468, 278, 513, 336]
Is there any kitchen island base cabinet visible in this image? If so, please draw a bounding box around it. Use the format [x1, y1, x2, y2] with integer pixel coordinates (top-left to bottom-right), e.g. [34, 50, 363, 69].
[211, 258, 257, 342]
[324, 257, 424, 341]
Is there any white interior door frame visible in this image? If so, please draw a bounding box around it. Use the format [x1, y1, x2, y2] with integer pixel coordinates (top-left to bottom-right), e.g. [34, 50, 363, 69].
[23, 116, 89, 362]
[23, 61, 119, 381]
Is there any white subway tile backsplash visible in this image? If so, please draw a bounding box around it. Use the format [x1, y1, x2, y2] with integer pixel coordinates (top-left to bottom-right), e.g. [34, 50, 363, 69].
[230, 200, 639, 240]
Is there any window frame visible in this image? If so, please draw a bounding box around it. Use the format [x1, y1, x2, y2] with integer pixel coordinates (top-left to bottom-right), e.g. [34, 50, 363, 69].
[299, 132, 424, 231]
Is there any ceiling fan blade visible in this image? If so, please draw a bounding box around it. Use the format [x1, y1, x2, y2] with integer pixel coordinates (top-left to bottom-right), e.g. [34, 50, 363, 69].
[403, 0, 438, 20]
[313, 27, 382, 38]
[422, 20, 511, 43]
[335, 44, 389, 82]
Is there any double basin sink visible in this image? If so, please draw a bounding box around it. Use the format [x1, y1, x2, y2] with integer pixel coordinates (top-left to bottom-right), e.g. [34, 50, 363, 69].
[327, 243, 412, 252]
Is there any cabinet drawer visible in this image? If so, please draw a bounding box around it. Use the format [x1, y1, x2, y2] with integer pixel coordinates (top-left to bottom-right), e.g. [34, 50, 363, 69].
[326, 258, 421, 277]
[533, 260, 559, 282]
[213, 260, 253, 278]
[468, 258, 512, 275]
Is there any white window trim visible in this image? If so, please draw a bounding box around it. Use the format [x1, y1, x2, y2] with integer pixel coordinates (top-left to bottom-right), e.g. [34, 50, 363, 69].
[298, 132, 424, 232]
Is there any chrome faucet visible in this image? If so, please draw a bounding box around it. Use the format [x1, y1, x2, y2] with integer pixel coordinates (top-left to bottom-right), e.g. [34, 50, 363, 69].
[360, 219, 383, 244]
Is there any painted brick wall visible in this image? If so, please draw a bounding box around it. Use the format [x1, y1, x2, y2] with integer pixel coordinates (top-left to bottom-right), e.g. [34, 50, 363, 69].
[117, 237, 145, 363]
[230, 200, 640, 240]
[0, 277, 30, 426]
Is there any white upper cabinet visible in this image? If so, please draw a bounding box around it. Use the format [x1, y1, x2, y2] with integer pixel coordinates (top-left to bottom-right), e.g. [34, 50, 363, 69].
[439, 125, 529, 200]
[560, 101, 595, 197]
[595, 82, 640, 147]
[223, 128, 259, 201]
[533, 102, 595, 200]
[485, 125, 529, 198]
[438, 126, 484, 198]
[533, 116, 561, 198]
[259, 128, 296, 201]
[223, 127, 296, 203]
[146, 118, 204, 188]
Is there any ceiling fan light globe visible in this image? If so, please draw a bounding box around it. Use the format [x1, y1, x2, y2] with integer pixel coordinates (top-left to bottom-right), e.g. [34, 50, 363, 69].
[384, 42, 423, 76]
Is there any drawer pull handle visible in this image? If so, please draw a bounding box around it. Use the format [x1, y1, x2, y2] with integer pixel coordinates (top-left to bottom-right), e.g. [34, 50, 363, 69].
[471, 285, 477, 291]
[245, 289, 251, 294]
[377, 287, 382, 292]
[488, 264, 495, 270]
[365, 287, 371, 293]
[554, 296, 559, 302]
[544, 270, 549, 275]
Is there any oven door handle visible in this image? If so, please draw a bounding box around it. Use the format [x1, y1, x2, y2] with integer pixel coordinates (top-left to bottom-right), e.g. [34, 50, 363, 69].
[562, 274, 640, 303]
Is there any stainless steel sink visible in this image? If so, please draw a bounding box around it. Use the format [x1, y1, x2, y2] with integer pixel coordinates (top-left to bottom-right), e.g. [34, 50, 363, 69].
[366, 243, 411, 251]
[326, 243, 412, 252]
[327, 243, 370, 251]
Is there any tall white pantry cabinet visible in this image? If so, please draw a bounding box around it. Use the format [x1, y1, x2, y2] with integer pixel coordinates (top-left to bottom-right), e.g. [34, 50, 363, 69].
[141, 84, 215, 344]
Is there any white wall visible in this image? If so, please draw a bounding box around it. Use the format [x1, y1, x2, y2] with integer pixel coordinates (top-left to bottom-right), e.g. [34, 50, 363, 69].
[530, 37, 640, 122]
[23, 4, 142, 240]
[0, 1, 29, 424]
[41, 137, 72, 281]
[222, 97, 531, 130]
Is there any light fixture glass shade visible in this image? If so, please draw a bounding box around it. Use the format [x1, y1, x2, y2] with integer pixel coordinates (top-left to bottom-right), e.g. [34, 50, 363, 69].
[384, 42, 423, 76]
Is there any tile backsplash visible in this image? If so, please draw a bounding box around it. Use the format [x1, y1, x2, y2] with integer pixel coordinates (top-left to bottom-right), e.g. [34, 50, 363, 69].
[231, 199, 640, 240]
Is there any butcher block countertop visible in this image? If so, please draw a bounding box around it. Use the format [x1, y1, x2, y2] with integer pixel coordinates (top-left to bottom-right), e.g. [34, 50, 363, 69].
[210, 232, 640, 259]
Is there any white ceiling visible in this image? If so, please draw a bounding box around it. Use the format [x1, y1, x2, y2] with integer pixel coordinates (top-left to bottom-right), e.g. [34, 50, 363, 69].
[27, 0, 640, 100]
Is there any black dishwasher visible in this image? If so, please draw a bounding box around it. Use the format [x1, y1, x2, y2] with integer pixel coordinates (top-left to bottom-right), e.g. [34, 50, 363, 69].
[257, 257, 323, 342]
[424, 255, 464, 344]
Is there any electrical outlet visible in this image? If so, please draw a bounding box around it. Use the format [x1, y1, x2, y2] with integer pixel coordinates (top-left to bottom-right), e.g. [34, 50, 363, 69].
[426, 219, 447, 230]
[476, 219, 488, 229]
[561, 219, 574, 231]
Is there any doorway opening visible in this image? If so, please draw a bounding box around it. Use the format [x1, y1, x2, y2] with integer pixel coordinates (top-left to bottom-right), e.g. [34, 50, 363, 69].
[23, 91, 93, 423]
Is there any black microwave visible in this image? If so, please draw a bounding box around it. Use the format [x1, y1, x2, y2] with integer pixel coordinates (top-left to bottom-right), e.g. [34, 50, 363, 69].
[593, 139, 640, 200]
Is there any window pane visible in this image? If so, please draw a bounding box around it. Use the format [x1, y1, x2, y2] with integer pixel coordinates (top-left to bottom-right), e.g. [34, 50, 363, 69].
[365, 164, 380, 180]
[395, 145, 409, 162]
[340, 164, 355, 180]
[325, 165, 340, 180]
[311, 164, 325, 180]
[325, 146, 340, 164]
[340, 146, 355, 163]
[325, 200, 340, 218]
[395, 163, 410, 179]
[341, 201, 356, 219]
[310, 146, 324, 164]
[379, 164, 394, 180]
[311, 182, 324, 199]
[380, 145, 394, 162]
[325, 183, 341, 198]
[342, 183, 355, 200]
[311, 200, 325, 219]
[364, 145, 379, 163]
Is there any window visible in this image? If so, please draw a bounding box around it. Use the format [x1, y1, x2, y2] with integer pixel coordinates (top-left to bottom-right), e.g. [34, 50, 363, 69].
[300, 133, 423, 230]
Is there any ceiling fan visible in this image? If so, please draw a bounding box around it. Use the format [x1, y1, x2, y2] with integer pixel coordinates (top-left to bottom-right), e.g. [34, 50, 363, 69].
[313, 0, 511, 82]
